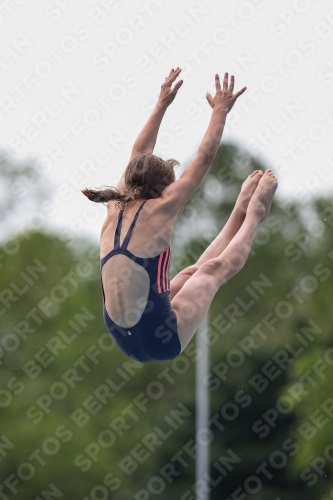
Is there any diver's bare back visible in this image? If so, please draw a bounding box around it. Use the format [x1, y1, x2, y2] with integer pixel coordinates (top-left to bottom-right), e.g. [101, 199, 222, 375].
[100, 196, 178, 260]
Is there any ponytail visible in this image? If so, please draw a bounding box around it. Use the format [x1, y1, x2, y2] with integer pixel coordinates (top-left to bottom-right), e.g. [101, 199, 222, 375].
[82, 153, 178, 210]
[81, 186, 142, 210]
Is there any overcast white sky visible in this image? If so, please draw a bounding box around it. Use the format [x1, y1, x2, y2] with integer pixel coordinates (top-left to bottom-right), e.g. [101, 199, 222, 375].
[1, 0, 333, 241]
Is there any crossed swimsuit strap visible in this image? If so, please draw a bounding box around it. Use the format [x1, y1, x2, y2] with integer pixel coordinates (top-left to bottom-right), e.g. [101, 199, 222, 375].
[114, 200, 147, 250]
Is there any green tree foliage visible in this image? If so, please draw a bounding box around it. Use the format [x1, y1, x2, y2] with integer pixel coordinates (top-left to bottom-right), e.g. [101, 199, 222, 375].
[0, 147, 51, 241]
[1, 143, 333, 499]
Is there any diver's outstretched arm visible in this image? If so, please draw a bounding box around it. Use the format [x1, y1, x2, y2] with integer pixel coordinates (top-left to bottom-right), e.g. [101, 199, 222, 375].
[129, 67, 183, 160]
[161, 73, 246, 212]
[116, 68, 183, 191]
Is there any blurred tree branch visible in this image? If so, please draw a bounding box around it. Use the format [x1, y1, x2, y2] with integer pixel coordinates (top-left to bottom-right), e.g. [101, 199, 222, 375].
[0, 147, 52, 239]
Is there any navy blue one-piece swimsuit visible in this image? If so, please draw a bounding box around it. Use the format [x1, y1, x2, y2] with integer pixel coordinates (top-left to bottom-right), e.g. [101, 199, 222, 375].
[100, 200, 182, 363]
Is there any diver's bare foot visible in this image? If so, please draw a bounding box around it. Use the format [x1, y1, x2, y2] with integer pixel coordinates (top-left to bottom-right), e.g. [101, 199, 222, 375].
[236, 170, 263, 214]
[248, 170, 278, 222]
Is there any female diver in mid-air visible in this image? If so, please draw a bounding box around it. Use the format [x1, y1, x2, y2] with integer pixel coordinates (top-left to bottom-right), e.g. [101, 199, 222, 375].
[82, 67, 278, 362]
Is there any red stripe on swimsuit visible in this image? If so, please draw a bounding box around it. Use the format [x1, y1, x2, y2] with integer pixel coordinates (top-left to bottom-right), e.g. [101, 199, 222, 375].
[162, 248, 170, 292]
[157, 253, 163, 293]
[157, 248, 170, 293]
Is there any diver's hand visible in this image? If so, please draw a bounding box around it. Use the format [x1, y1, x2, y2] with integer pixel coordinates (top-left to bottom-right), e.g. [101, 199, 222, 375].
[206, 73, 246, 113]
[158, 67, 183, 107]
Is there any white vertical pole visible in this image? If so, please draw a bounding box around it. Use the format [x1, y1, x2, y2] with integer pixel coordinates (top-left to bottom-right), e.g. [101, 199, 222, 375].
[196, 313, 210, 500]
